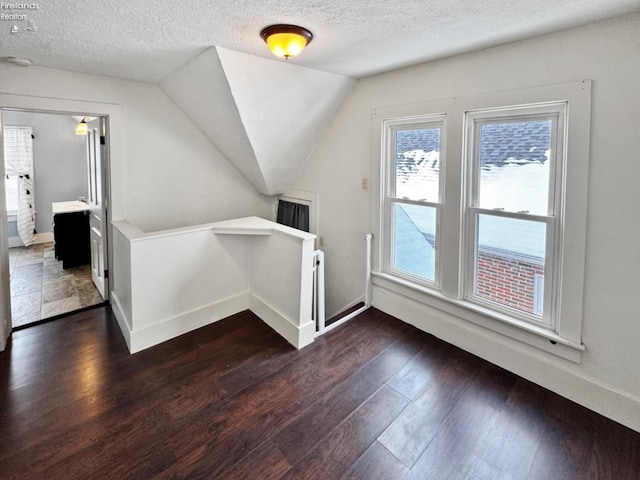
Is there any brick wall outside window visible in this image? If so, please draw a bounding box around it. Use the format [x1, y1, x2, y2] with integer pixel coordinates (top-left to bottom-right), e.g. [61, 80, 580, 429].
[475, 250, 544, 314]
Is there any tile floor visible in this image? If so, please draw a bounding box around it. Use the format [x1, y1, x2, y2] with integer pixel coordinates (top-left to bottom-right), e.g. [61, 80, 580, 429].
[9, 243, 104, 328]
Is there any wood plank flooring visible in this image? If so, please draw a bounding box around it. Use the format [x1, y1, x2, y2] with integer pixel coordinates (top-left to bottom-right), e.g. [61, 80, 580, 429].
[1, 307, 639, 479]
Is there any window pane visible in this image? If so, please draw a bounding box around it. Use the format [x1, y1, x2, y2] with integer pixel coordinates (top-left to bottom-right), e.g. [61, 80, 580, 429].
[5, 177, 18, 213]
[474, 214, 546, 317]
[478, 120, 551, 215]
[395, 128, 440, 202]
[393, 203, 436, 282]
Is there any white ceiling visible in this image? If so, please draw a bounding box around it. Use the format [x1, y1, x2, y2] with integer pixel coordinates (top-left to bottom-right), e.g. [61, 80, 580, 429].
[1, 0, 639, 83]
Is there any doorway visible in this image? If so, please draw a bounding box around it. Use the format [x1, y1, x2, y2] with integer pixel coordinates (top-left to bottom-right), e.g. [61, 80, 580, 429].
[1, 109, 110, 329]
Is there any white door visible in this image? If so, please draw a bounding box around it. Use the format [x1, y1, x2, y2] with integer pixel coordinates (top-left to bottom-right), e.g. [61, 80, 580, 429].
[87, 124, 107, 299]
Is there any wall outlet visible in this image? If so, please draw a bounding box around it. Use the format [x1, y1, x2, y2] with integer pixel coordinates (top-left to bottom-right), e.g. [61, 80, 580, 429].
[361, 178, 369, 190]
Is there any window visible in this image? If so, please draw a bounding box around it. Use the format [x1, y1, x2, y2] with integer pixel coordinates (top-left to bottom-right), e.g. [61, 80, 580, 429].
[465, 104, 565, 327]
[3, 126, 33, 216]
[277, 199, 310, 232]
[375, 81, 591, 357]
[4, 175, 18, 214]
[383, 116, 444, 285]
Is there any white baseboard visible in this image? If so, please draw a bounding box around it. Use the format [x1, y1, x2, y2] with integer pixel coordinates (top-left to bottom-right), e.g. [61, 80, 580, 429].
[128, 292, 251, 354]
[111, 292, 132, 352]
[112, 291, 315, 355]
[250, 295, 315, 349]
[373, 286, 640, 434]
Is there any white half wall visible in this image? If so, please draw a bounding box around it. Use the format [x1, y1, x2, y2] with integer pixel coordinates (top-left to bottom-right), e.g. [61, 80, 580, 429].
[112, 217, 316, 353]
[250, 229, 316, 348]
[111, 221, 135, 350]
[290, 13, 640, 432]
[0, 63, 274, 340]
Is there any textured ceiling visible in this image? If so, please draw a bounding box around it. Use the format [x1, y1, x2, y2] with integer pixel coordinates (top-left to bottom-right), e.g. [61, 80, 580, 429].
[1, 0, 638, 83]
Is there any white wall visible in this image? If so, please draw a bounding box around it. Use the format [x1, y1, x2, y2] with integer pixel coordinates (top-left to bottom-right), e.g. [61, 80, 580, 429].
[250, 229, 316, 347]
[0, 62, 274, 338]
[111, 219, 252, 353]
[0, 125, 9, 349]
[0, 64, 273, 233]
[292, 13, 640, 430]
[111, 217, 316, 353]
[111, 220, 135, 333]
[3, 110, 87, 235]
[160, 47, 355, 196]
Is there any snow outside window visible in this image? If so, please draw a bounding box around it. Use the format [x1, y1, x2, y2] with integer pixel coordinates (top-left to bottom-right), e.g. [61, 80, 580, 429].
[376, 82, 590, 356]
[383, 116, 444, 286]
[465, 105, 566, 328]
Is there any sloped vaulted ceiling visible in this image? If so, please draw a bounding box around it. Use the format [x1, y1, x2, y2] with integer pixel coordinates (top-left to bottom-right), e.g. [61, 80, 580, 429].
[160, 47, 356, 196]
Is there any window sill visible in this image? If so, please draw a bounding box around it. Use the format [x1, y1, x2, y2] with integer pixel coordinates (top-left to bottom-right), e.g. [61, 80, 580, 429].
[7, 212, 17, 222]
[372, 271, 584, 362]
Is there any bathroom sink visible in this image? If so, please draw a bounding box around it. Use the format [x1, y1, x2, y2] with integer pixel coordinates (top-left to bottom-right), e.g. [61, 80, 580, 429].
[52, 200, 91, 215]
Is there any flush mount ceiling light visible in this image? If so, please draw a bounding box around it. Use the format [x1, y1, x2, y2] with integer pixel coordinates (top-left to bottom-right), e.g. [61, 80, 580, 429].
[260, 24, 313, 59]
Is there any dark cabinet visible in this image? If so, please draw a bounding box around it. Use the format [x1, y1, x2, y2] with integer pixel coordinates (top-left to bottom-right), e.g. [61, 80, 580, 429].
[53, 211, 91, 269]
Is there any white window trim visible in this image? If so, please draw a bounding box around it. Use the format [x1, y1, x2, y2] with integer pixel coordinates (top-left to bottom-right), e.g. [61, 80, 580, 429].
[463, 102, 566, 329]
[371, 81, 591, 362]
[382, 115, 445, 288]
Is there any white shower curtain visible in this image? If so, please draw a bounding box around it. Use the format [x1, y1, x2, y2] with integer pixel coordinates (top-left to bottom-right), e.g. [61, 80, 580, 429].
[3, 126, 36, 246]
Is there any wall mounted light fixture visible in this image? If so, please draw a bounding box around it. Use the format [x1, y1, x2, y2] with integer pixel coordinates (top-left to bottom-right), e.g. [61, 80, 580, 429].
[75, 118, 88, 136]
[260, 24, 313, 59]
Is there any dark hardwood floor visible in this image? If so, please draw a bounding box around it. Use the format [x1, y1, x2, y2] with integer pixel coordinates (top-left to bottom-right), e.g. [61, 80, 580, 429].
[1, 307, 639, 479]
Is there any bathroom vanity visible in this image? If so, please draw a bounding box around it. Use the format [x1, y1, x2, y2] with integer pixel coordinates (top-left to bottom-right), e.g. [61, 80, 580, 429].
[52, 201, 91, 269]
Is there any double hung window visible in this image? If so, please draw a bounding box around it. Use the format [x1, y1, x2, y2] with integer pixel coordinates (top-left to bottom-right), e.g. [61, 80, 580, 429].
[377, 82, 590, 355]
[383, 116, 444, 286]
[465, 103, 565, 326]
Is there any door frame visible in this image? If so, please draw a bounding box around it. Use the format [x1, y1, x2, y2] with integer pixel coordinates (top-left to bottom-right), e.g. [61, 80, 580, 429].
[0, 94, 123, 351]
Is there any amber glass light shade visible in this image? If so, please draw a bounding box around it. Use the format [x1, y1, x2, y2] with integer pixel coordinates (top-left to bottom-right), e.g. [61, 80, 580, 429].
[75, 119, 88, 136]
[260, 25, 313, 59]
